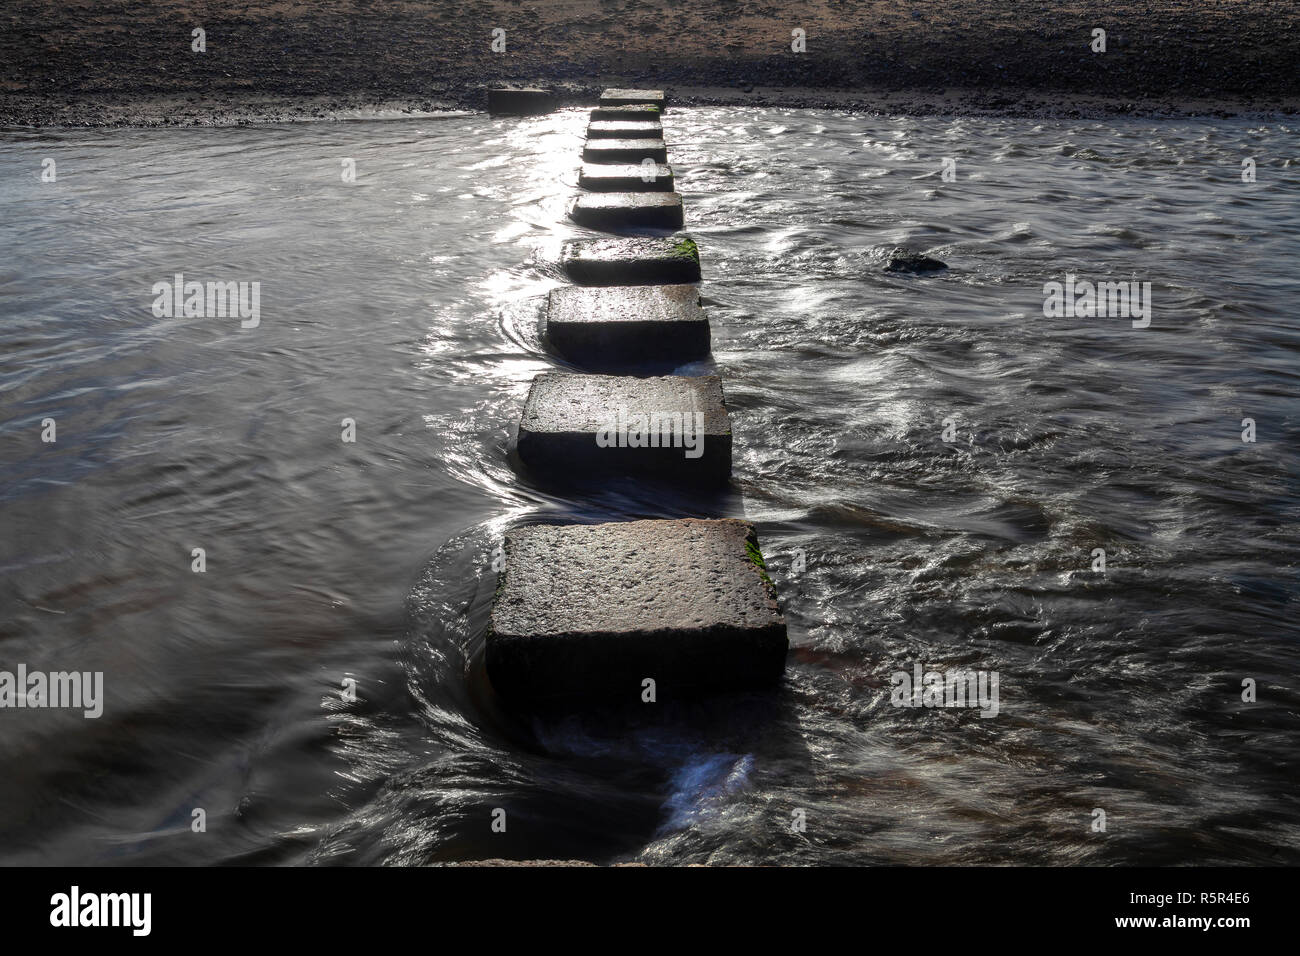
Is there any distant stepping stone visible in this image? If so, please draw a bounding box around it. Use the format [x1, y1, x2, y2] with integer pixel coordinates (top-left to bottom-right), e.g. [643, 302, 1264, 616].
[569, 192, 684, 232]
[591, 105, 662, 122]
[562, 235, 701, 286]
[515, 372, 731, 485]
[486, 518, 787, 705]
[587, 120, 664, 139]
[582, 139, 668, 164]
[600, 88, 667, 111]
[579, 163, 674, 192]
[546, 284, 709, 365]
[487, 88, 556, 116]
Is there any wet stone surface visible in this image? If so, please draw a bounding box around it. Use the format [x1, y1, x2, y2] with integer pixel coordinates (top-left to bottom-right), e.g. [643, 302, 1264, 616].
[561, 235, 701, 286]
[582, 138, 669, 164]
[569, 191, 684, 232]
[515, 372, 731, 485]
[599, 88, 667, 110]
[486, 518, 787, 705]
[587, 119, 664, 139]
[578, 162, 675, 192]
[545, 283, 709, 366]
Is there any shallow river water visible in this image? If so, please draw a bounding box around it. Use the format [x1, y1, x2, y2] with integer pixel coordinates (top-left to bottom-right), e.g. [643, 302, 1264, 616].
[1, 107, 1297, 865]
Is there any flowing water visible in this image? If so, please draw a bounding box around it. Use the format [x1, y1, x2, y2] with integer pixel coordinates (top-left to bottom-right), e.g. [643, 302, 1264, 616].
[1, 108, 1297, 866]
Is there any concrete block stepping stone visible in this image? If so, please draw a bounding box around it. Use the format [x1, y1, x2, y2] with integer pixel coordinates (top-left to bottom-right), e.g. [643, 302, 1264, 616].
[590, 105, 662, 122]
[515, 372, 731, 485]
[562, 236, 701, 286]
[599, 89, 667, 110]
[587, 120, 664, 139]
[582, 139, 668, 164]
[486, 518, 787, 705]
[579, 163, 674, 192]
[545, 284, 709, 364]
[569, 192, 684, 232]
[487, 88, 556, 116]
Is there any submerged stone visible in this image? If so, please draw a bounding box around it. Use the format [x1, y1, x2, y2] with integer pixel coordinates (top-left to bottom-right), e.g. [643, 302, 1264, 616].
[582, 139, 668, 164]
[486, 518, 787, 705]
[487, 88, 557, 116]
[599, 89, 667, 110]
[569, 191, 684, 232]
[562, 235, 702, 286]
[587, 120, 664, 139]
[515, 372, 731, 485]
[578, 163, 674, 192]
[545, 284, 709, 365]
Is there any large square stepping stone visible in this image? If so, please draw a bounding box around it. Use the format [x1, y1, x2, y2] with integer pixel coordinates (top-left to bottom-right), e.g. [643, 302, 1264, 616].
[562, 236, 701, 286]
[515, 372, 731, 485]
[591, 105, 662, 122]
[600, 89, 667, 110]
[545, 284, 709, 365]
[487, 88, 556, 116]
[579, 163, 674, 192]
[486, 518, 787, 705]
[569, 192, 684, 232]
[587, 120, 664, 139]
[582, 139, 668, 164]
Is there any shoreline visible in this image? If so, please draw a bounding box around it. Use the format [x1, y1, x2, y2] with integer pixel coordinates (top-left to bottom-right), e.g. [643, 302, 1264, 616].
[3, 0, 1297, 129]
[2, 83, 1296, 130]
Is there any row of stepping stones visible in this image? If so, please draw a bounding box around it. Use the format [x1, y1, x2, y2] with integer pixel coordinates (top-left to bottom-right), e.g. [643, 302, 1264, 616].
[486, 89, 788, 709]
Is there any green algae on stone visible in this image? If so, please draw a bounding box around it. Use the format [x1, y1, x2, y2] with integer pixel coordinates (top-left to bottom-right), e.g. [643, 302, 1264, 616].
[671, 237, 699, 261]
[745, 536, 775, 589]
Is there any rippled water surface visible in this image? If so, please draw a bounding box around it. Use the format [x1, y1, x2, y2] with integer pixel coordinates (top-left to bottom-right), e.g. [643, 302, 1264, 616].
[1, 108, 1298, 865]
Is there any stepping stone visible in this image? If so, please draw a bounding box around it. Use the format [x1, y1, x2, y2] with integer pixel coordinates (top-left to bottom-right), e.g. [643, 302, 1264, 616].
[582, 139, 668, 164]
[600, 88, 667, 110]
[515, 372, 731, 485]
[579, 163, 674, 192]
[486, 518, 787, 705]
[487, 88, 556, 116]
[562, 235, 701, 286]
[587, 120, 664, 139]
[545, 284, 709, 365]
[569, 192, 684, 232]
[591, 105, 662, 122]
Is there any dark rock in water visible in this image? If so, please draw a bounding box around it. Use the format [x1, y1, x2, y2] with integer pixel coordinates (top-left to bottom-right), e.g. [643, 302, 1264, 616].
[515, 372, 731, 485]
[569, 191, 684, 232]
[884, 248, 948, 273]
[486, 518, 787, 706]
